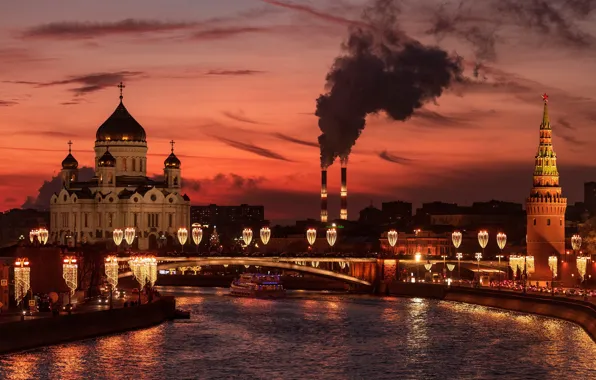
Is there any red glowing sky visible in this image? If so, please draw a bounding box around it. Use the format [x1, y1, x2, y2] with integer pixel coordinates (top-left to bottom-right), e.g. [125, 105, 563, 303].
[1, 0, 595, 222]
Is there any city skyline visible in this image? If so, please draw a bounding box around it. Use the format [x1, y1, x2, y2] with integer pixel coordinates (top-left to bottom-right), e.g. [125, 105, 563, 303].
[2, 0, 596, 221]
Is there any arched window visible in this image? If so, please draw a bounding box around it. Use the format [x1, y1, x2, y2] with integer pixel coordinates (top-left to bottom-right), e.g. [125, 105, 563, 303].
[132, 158, 136, 172]
[533, 218, 536, 226]
[123, 158, 128, 171]
[547, 219, 551, 226]
[140, 159, 143, 172]
[173, 177, 178, 186]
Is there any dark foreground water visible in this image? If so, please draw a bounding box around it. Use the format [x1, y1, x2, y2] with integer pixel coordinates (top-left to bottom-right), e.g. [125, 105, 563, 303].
[1, 287, 595, 379]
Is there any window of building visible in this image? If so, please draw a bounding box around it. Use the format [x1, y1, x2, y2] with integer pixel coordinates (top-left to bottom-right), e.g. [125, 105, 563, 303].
[84, 213, 88, 228]
[169, 214, 173, 228]
[97, 212, 102, 228]
[134, 213, 138, 227]
[560, 219, 563, 226]
[108, 213, 113, 228]
[140, 159, 143, 172]
[61, 213, 68, 228]
[533, 218, 536, 226]
[132, 158, 136, 171]
[148, 213, 159, 228]
[547, 218, 551, 226]
[123, 158, 127, 171]
[73, 214, 77, 229]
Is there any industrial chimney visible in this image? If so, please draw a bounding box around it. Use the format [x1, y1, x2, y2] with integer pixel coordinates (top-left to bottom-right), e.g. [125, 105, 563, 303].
[340, 158, 347, 220]
[321, 168, 328, 223]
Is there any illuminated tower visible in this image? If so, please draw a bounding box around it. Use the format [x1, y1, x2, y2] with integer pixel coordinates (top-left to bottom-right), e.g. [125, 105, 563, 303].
[61, 140, 78, 189]
[340, 158, 348, 220]
[526, 93, 567, 282]
[321, 168, 328, 223]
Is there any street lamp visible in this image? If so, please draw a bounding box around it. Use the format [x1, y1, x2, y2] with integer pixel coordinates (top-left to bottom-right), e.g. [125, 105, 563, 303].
[571, 234, 582, 254]
[260, 227, 271, 245]
[14, 258, 30, 318]
[326, 227, 337, 248]
[478, 230, 488, 258]
[124, 227, 136, 249]
[242, 228, 253, 246]
[388, 230, 398, 257]
[105, 256, 118, 310]
[177, 227, 188, 253]
[496, 232, 506, 284]
[577, 256, 588, 300]
[306, 228, 317, 246]
[456, 252, 463, 281]
[475, 252, 482, 285]
[452, 231, 462, 254]
[38, 228, 49, 245]
[63, 256, 78, 312]
[192, 224, 203, 254]
[128, 256, 147, 305]
[113, 228, 123, 251]
[548, 255, 557, 296]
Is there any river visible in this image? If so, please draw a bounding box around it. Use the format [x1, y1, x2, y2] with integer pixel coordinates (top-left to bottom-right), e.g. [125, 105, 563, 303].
[1, 287, 595, 379]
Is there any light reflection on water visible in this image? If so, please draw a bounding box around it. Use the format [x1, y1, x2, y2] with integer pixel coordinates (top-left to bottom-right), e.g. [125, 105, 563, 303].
[1, 287, 595, 379]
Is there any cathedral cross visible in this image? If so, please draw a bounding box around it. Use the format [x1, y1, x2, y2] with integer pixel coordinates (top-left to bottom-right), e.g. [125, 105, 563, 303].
[118, 82, 125, 100]
[542, 93, 548, 103]
[170, 140, 175, 153]
[68, 140, 72, 153]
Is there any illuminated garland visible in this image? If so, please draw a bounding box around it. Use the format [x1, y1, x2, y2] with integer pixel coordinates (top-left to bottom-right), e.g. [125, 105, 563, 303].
[577, 257, 588, 278]
[526, 256, 535, 274]
[105, 256, 119, 289]
[147, 257, 157, 287]
[62, 257, 78, 296]
[14, 266, 30, 304]
[548, 256, 557, 278]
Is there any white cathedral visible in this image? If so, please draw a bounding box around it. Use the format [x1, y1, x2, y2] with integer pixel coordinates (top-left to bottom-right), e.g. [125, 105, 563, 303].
[50, 86, 190, 250]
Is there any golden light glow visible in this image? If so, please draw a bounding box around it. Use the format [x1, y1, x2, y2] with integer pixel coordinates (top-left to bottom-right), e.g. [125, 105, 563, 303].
[496, 232, 507, 250]
[477, 230, 489, 249]
[129, 256, 148, 287]
[260, 227, 271, 245]
[124, 227, 136, 246]
[112, 229, 124, 246]
[456, 252, 463, 260]
[29, 229, 38, 243]
[147, 256, 157, 287]
[415, 252, 421, 262]
[387, 230, 398, 248]
[191, 224, 203, 246]
[526, 256, 535, 274]
[577, 256, 588, 278]
[452, 231, 462, 249]
[105, 255, 119, 289]
[62, 256, 78, 296]
[571, 234, 582, 251]
[306, 228, 317, 246]
[14, 257, 30, 304]
[242, 228, 253, 246]
[37, 228, 49, 245]
[447, 264, 455, 272]
[475, 252, 482, 261]
[548, 256, 558, 277]
[326, 227, 337, 247]
[177, 227, 188, 246]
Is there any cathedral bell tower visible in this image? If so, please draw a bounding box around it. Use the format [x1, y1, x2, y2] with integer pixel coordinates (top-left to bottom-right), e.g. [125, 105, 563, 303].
[164, 140, 181, 191]
[61, 140, 78, 189]
[526, 93, 567, 283]
[97, 147, 116, 189]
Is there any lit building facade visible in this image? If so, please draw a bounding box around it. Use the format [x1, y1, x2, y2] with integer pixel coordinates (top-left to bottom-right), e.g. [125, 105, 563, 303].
[526, 94, 567, 282]
[50, 87, 190, 250]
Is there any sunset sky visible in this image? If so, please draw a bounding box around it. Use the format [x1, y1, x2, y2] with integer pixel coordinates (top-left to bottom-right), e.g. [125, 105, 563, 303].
[1, 0, 595, 222]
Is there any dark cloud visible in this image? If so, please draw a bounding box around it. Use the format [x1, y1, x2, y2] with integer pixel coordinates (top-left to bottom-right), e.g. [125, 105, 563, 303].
[222, 110, 263, 124]
[4, 197, 17, 203]
[36, 71, 144, 96]
[183, 173, 266, 194]
[206, 70, 265, 76]
[212, 136, 292, 161]
[191, 26, 271, 40]
[272, 133, 318, 148]
[411, 109, 467, 128]
[21, 167, 95, 210]
[21, 19, 198, 39]
[316, 0, 462, 167]
[260, 0, 369, 28]
[378, 151, 414, 165]
[11, 130, 82, 139]
[0, 100, 18, 107]
[557, 117, 575, 130]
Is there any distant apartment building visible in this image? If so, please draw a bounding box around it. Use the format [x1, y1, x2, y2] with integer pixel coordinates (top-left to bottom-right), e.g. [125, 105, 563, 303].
[190, 204, 265, 227]
[381, 201, 412, 225]
[0, 209, 49, 247]
[417, 200, 524, 229]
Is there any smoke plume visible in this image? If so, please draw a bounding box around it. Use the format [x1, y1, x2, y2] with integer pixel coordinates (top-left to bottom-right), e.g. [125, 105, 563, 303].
[315, 0, 462, 168]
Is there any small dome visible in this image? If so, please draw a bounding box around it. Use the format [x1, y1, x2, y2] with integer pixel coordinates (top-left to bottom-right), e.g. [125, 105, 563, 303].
[62, 153, 78, 169]
[164, 152, 181, 168]
[98, 149, 116, 167]
[96, 101, 146, 142]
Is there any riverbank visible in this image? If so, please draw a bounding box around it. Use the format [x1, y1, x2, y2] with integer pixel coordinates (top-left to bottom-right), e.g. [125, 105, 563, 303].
[383, 282, 596, 342]
[0, 296, 176, 355]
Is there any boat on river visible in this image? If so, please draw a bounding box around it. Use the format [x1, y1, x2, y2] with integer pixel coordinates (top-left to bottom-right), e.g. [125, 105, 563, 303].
[230, 274, 286, 298]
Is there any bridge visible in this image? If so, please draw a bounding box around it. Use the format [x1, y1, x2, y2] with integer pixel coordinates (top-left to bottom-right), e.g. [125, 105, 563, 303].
[117, 256, 510, 287]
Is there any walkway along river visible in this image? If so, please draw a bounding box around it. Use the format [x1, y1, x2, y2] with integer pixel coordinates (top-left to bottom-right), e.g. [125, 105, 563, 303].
[0, 287, 595, 379]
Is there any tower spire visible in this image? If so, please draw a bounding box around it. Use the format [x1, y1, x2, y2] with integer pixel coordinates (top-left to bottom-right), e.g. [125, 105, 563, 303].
[67, 140, 72, 153]
[541, 93, 549, 127]
[170, 139, 175, 153]
[118, 82, 125, 101]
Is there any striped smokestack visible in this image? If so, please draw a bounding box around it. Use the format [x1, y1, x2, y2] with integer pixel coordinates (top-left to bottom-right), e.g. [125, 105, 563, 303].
[321, 169, 328, 223]
[340, 158, 347, 220]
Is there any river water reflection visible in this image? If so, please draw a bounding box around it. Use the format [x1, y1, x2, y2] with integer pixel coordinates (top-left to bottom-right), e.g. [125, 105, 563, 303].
[1, 287, 595, 379]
